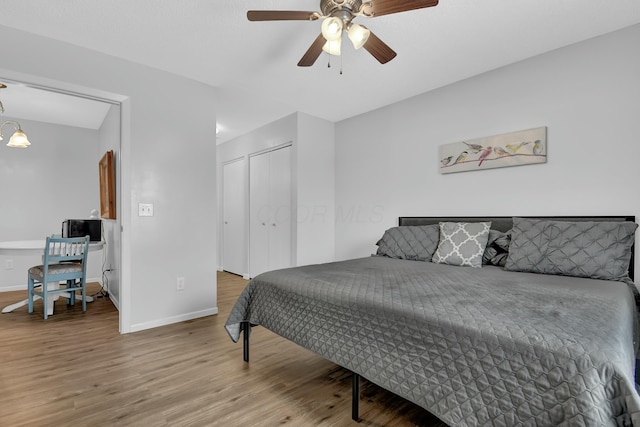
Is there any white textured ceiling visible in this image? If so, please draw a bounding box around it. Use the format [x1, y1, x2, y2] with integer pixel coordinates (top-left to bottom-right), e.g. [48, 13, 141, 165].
[1, 0, 639, 142]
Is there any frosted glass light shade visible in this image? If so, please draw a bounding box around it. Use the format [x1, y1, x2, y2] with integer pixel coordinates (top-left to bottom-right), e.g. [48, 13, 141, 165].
[347, 24, 370, 49]
[6, 129, 30, 148]
[322, 39, 342, 56]
[321, 17, 343, 41]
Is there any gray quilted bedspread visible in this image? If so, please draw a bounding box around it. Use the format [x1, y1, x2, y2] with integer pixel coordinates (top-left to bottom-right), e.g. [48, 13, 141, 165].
[225, 256, 640, 426]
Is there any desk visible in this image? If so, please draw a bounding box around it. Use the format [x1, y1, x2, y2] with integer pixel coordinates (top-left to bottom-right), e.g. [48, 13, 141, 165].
[0, 240, 104, 314]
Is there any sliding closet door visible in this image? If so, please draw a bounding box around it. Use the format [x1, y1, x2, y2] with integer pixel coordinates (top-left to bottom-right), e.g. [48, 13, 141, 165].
[249, 151, 270, 278]
[249, 145, 292, 278]
[222, 158, 245, 276]
[268, 146, 292, 271]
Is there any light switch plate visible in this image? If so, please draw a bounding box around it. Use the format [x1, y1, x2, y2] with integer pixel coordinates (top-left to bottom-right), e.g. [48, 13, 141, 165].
[138, 203, 154, 217]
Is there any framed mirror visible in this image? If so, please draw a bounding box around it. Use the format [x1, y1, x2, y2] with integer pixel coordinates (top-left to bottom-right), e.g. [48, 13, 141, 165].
[99, 150, 116, 219]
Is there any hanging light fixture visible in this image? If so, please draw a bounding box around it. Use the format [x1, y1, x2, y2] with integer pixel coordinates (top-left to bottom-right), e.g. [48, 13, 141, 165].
[320, 16, 371, 58]
[0, 83, 31, 149]
[1, 121, 31, 148]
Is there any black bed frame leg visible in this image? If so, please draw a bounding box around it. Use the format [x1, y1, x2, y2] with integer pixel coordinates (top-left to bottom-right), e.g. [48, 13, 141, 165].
[242, 322, 250, 362]
[352, 372, 360, 422]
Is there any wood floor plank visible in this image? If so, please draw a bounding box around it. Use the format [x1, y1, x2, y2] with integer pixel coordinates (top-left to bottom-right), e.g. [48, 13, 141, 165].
[0, 272, 448, 426]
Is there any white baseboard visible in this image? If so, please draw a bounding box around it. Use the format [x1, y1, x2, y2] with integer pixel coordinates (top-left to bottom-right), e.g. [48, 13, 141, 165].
[0, 276, 102, 292]
[0, 285, 26, 292]
[109, 294, 120, 310]
[242, 274, 251, 280]
[129, 307, 219, 333]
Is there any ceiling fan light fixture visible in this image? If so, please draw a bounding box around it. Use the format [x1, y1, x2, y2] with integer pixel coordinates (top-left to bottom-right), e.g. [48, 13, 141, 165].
[322, 38, 342, 56]
[321, 16, 343, 41]
[248, 0, 439, 67]
[347, 23, 370, 49]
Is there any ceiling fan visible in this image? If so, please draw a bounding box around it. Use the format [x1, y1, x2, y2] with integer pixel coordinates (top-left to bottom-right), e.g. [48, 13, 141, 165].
[247, 0, 439, 67]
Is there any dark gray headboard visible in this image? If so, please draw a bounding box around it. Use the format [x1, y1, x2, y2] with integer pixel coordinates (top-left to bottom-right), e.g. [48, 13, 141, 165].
[398, 216, 636, 280]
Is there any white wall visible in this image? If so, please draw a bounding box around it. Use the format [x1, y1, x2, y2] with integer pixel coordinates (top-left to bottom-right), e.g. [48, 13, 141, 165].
[1, 25, 218, 332]
[217, 112, 335, 274]
[0, 117, 101, 289]
[335, 24, 640, 276]
[296, 113, 335, 266]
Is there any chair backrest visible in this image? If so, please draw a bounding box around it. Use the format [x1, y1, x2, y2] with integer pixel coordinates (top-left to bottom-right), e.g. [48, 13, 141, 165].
[43, 236, 90, 265]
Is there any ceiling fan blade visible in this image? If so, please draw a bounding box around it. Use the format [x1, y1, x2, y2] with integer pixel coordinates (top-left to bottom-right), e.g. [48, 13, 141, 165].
[247, 10, 320, 21]
[298, 34, 326, 67]
[363, 31, 397, 64]
[360, 0, 438, 17]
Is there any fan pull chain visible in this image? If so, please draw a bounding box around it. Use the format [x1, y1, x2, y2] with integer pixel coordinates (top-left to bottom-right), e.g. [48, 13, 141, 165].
[325, 51, 343, 75]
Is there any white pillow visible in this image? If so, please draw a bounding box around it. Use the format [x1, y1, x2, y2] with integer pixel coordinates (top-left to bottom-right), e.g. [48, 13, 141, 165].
[432, 222, 492, 268]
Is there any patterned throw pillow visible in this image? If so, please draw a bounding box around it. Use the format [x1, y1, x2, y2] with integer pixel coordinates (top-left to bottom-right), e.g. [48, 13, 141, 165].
[376, 225, 441, 261]
[432, 222, 492, 268]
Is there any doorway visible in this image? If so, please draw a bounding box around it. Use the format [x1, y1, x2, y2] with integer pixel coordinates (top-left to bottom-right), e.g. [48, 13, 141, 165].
[0, 77, 123, 331]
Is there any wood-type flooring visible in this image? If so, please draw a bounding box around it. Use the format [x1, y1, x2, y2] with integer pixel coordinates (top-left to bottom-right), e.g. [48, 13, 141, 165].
[0, 272, 447, 426]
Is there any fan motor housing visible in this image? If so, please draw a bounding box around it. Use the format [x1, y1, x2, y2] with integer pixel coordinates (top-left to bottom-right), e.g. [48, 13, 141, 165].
[321, 0, 363, 16]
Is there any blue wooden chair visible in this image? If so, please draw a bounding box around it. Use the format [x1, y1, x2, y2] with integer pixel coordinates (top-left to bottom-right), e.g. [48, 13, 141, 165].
[28, 236, 90, 319]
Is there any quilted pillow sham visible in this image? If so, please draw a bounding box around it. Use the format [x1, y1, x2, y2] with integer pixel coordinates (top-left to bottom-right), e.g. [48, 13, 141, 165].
[432, 222, 491, 268]
[375, 225, 440, 261]
[505, 217, 638, 282]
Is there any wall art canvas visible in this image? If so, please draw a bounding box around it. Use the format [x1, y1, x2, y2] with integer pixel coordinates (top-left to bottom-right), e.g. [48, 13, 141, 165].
[439, 126, 547, 174]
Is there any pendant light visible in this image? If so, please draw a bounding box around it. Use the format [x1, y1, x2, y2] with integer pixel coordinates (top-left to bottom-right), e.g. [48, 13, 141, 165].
[0, 83, 32, 149]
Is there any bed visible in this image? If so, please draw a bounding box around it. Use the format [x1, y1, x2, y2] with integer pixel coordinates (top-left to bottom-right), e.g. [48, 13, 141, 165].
[225, 216, 640, 426]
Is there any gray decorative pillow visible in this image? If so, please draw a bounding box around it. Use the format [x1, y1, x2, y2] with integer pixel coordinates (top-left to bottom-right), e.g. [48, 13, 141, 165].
[375, 225, 440, 261]
[505, 217, 638, 282]
[432, 222, 491, 268]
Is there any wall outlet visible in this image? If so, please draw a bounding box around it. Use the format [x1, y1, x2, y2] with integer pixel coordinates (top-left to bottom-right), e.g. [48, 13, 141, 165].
[177, 277, 185, 291]
[5, 259, 14, 270]
[138, 203, 154, 217]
